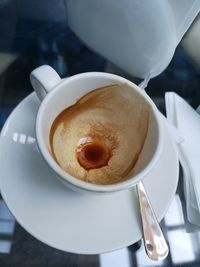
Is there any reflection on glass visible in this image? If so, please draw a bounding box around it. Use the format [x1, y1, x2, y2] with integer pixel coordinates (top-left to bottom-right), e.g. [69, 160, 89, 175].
[0, 200, 15, 254]
[0, 241, 12, 254]
[0, 201, 14, 221]
[167, 229, 195, 264]
[99, 248, 131, 267]
[0, 221, 15, 235]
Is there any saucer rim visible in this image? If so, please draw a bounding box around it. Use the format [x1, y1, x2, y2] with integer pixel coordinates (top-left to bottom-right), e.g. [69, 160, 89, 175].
[0, 92, 179, 254]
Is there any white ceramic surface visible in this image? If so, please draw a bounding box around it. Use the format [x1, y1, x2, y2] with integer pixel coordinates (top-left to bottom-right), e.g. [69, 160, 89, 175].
[66, 0, 200, 79]
[30, 66, 163, 193]
[0, 93, 179, 254]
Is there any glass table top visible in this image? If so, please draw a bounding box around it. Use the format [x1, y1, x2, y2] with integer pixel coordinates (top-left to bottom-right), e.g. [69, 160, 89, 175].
[0, 1, 200, 266]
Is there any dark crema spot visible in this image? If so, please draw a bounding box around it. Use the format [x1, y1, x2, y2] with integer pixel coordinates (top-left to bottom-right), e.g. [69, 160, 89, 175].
[76, 137, 111, 170]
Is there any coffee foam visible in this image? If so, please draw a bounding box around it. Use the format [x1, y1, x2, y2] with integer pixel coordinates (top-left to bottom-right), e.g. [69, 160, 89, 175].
[50, 84, 149, 185]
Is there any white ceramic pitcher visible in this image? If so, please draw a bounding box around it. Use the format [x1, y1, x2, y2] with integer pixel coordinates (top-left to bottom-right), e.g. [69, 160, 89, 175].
[66, 0, 200, 81]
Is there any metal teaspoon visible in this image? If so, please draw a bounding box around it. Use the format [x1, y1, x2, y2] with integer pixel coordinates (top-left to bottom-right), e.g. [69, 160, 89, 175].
[137, 181, 169, 261]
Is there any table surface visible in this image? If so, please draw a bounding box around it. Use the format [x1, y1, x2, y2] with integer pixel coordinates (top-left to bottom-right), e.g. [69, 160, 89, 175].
[0, 2, 200, 267]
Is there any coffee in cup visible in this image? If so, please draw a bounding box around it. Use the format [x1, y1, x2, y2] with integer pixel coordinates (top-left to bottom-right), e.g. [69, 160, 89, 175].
[49, 83, 149, 185]
[30, 65, 162, 193]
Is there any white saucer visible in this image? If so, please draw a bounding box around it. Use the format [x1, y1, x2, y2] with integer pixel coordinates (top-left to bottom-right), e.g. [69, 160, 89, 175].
[0, 93, 179, 254]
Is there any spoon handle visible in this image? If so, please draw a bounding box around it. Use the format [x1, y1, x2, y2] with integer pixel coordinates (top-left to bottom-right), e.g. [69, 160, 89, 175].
[137, 181, 169, 261]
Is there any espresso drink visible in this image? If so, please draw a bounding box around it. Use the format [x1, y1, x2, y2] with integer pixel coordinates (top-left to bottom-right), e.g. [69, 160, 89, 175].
[49, 84, 149, 185]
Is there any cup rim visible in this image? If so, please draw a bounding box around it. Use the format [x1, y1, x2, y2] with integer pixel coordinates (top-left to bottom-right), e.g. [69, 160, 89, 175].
[36, 71, 163, 193]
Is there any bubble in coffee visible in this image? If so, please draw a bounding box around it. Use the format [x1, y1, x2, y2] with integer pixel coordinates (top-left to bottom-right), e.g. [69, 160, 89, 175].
[49, 84, 149, 185]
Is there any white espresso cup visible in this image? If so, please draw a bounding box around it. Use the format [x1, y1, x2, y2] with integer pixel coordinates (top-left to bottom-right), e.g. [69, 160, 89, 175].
[30, 65, 163, 193]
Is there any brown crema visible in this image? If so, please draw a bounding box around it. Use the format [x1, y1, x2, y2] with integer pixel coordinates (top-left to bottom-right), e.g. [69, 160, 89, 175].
[49, 84, 149, 185]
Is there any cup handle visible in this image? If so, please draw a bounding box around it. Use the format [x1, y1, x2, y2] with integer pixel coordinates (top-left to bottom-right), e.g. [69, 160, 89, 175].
[30, 65, 61, 101]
